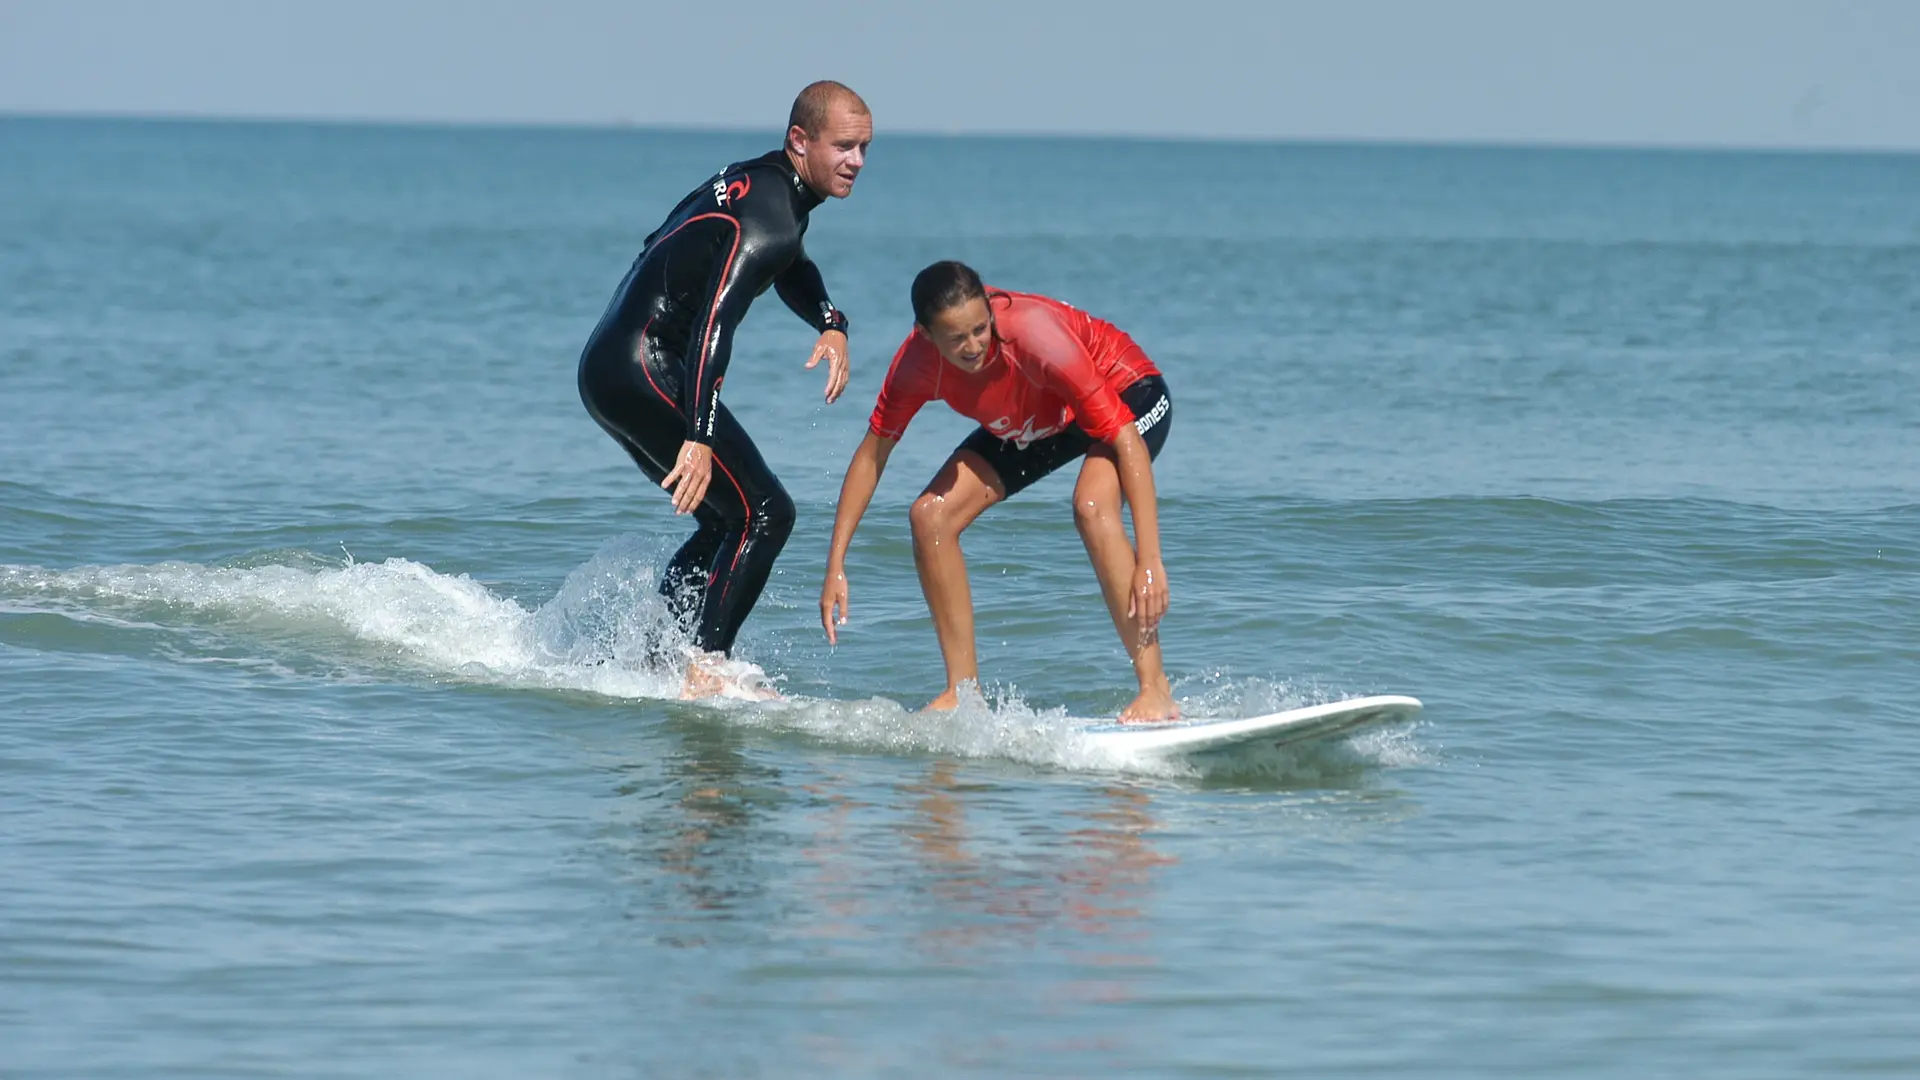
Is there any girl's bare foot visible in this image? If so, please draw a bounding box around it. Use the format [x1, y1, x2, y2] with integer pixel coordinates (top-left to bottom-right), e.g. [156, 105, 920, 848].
[1118, 684, 1180, 723]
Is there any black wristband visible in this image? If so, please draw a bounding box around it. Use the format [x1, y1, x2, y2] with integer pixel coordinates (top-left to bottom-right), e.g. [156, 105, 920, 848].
[819, 301, 849, 335]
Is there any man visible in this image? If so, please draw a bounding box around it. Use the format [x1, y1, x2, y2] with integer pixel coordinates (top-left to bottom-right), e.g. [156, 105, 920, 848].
[578, 81, 871, 698]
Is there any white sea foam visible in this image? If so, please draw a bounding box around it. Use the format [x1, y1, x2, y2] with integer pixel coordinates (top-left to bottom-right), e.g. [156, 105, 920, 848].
[2, 545, 1419, 778]
[3, 540, 688, 700]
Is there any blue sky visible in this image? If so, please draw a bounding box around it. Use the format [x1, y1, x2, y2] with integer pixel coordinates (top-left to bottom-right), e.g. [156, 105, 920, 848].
[2, 0, 1916, 149]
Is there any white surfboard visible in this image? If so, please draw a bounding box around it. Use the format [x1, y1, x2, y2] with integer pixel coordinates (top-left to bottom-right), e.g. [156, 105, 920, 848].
[1077, 694, 1422, 759]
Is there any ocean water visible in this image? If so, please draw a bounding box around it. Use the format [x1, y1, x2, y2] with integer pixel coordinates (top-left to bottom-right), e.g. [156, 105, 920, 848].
[2, 117, 1917, 1077]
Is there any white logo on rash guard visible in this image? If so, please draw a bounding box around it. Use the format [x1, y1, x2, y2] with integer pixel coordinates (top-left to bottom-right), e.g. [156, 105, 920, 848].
[987, 413, 1066, 450]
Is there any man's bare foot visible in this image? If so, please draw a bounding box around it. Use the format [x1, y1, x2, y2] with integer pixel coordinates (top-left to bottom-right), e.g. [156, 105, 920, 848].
[922, 688, 961, 712]
[679, 657, 729, 700]
[1118, 685, 1181, 724]
[679, 652, 782, 702]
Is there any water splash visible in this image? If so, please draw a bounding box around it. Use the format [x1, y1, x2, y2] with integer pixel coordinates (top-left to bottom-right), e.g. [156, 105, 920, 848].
[2, 537, 694, 699]
[2, 543, 1421, 777]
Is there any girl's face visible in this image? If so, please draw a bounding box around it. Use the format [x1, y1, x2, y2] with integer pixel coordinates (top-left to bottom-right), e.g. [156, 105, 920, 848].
[922, 295, 994, 373]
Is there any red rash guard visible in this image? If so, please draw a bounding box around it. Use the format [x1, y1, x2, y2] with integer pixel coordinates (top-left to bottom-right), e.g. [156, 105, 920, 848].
[869, 290, 1161, 448]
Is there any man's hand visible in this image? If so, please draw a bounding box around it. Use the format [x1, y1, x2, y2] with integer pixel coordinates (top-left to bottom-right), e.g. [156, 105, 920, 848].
[806, 330, 850, 403]
[661, 440, 713, 514]
[820, 566, 850, 644]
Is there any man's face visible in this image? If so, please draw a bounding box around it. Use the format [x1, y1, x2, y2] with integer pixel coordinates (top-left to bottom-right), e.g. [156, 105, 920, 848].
[790, 103, 872, 199]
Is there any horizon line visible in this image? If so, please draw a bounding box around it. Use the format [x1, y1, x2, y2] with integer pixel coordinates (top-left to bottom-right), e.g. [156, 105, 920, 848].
[5, 107, 1919, 159]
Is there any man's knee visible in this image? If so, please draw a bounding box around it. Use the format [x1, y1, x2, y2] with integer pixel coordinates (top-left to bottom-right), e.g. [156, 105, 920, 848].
[755, 488, 796, 545]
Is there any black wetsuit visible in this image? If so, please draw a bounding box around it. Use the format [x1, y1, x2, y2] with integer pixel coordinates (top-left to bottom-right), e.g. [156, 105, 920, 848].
[578, 150, 847, 656]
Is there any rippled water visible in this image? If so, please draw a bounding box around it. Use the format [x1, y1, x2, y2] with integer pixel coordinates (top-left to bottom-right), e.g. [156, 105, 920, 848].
[3, 118, 1918, 1077]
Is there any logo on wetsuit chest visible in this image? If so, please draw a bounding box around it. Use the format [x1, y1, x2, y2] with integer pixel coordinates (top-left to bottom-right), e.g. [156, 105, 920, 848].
[713, 175, 751, 207]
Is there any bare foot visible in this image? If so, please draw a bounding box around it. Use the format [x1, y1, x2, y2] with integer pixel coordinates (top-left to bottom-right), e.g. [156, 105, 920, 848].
[922, 688, 961, 712]
[679, 658, 729, 701]
[678, 653, 782, 702]
[1118, 685, 1181, 724]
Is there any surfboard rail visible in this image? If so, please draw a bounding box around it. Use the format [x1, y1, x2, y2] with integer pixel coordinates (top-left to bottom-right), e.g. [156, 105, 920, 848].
[1078, 694, 1423, 757]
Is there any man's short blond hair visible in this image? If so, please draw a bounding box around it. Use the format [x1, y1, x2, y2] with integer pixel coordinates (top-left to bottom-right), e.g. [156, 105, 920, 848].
[787, 81, 869, 145]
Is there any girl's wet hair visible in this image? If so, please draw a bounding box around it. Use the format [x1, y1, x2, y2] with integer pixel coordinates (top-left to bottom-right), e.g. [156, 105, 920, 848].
[911, 260, 988, 326]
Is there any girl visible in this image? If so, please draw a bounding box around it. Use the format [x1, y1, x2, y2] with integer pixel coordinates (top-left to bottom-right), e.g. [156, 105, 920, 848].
[820, 261, 1176, 721]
